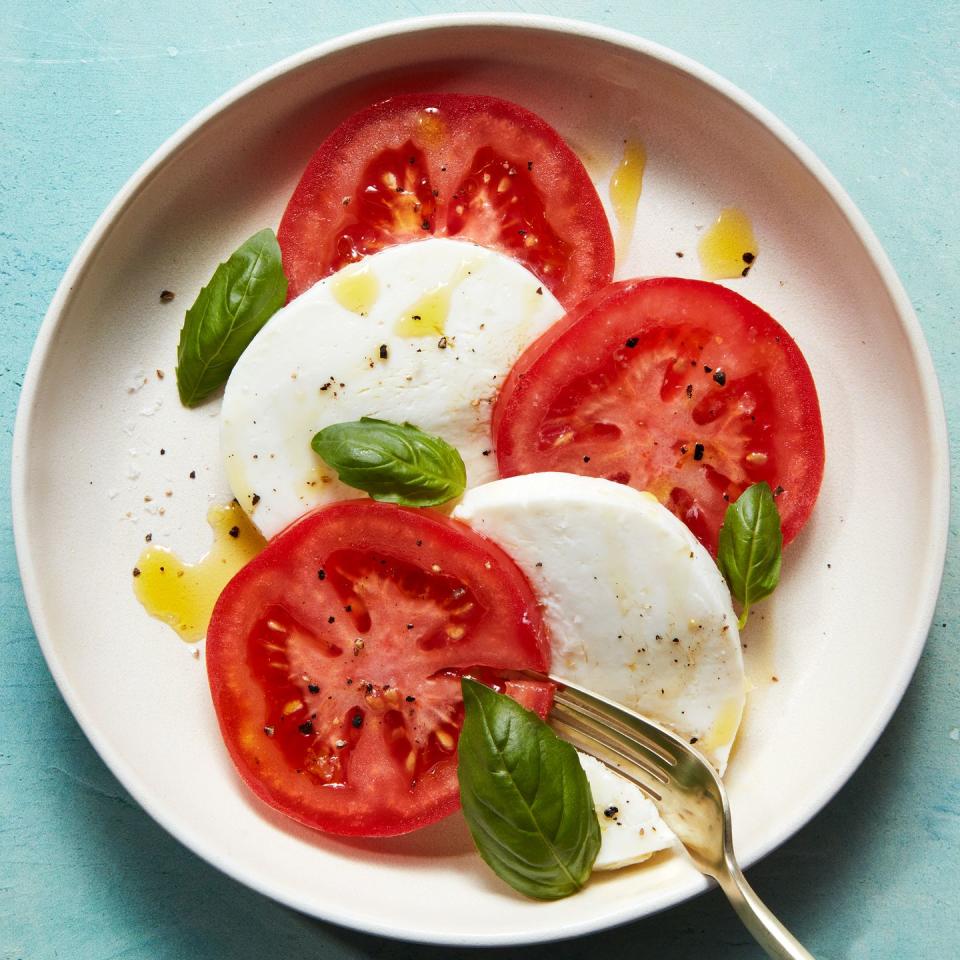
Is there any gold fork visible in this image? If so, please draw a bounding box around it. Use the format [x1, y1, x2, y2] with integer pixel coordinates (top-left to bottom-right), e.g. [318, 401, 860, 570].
[540, 673, 816, 960]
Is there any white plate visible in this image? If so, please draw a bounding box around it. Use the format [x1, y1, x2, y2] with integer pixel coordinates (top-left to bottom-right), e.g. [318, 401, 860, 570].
[12, 14, 949, 946]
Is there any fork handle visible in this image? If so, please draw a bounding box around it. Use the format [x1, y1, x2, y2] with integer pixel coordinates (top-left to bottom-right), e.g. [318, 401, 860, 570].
[714, 857, 816, 959]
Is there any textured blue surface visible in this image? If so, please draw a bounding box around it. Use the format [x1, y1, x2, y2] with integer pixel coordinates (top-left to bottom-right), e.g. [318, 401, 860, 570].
[1, 2, 958, 957]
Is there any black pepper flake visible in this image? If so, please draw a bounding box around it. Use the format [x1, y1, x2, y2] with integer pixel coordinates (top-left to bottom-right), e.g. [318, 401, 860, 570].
[535, 561, 543, 568]
[346, 678, 353, 685]
[228, 526, 240, 538]
[689, 737, 699, 744]
[675, 251, 684, 258]
[189, 470, 196, 479]
[263, 725, 274, 736]
[298, 720, 314, 735]
[318, 569, 326, 580]
[307, 683, 320, 694]
[481, 449, 491, 456]
[160, 289, 175, 303]
[251, 493, 260, 506]
[680, 444, 688, 454]
[703, 365, 712, 373]
[416, 539, 422, 546]
[132, 567, 141, 577]
[693, 443, 705, 461]
[741, 266, 751, 277]
[145, 533, 152, 542]
[160, 448, 165, 455]
[406, 695, 416, 702]
[713, 369, 726, 386]
[328, 616, 335, 624]
[535, 286, 543, 295]
[625, 337, 639, 348]
[406, 623, 414, 630]
[686, 384, 693, 398]
[352, 714, 363, 729]
[583, 455, 591, 463]
[672, 637, 680, 643]
[527, 161, 533, 171]
[379, 343, 388, 360]
[742, 252, 755, 264]
[345, 604, 352, 612]
[773, 485, 784, 497]
[421, 219, 430, 231]
[437, 336, 448, 349]
[603, 806, 619, 819]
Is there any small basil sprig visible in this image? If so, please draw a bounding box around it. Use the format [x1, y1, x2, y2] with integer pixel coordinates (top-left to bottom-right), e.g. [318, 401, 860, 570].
[717, 481, 783, 629]
[311, 418, 466, 507]
[176, 228, 287, 407]
[457, 677, 600, 900]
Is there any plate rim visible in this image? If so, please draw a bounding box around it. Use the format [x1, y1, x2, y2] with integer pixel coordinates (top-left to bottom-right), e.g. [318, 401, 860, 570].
[11, 11, 950, 946]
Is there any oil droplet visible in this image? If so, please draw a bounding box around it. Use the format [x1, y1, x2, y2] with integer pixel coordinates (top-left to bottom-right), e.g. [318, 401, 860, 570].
[133, 502, 266, 642]
[698, 208, 758, 280]
[698, 696, 744, 754]
[331, 265, 379, 315]
[415, 107, 446, 147]
[394, 261, 475, 337]
[609, 140, 647, 261]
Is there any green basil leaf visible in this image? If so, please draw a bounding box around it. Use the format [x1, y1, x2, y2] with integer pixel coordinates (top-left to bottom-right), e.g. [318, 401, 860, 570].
[717, 481, 783, 629]
[176, 228, 287, 407]
[311, 417, 466, 507]
[457, 677, 600, 901]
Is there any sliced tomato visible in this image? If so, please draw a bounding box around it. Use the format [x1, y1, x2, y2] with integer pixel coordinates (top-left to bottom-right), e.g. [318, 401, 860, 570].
[494, 278, 825, 555]
[277, 93, 613, 307]
[206, 500, 550, 837]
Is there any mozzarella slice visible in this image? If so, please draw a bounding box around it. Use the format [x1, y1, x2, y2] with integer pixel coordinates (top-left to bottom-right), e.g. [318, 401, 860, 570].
[453, 473, 746, 772]
[221, 239, 564, 538]
[578, 752, 675, 870]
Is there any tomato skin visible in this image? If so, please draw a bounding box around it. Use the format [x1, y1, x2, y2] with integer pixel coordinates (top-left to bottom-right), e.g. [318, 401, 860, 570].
[277, 93, 613, 308]
[494, 278, 825, 554]
[206, 500, 550, 837]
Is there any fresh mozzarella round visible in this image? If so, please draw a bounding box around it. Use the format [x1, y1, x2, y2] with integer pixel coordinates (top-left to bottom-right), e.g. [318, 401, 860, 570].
[221, 239, 564, 538]
[453, 473, 746, 772]
[577, 753, 675, 870]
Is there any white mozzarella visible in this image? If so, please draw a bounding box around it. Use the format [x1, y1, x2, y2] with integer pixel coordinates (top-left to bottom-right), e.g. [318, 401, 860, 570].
[221, 239, 564, 538]
[453, 473, 746, 772]
[577, 752, 675, 870]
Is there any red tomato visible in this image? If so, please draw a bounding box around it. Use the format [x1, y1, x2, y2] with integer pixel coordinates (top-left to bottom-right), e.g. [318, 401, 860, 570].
[494, 278, 825, 555]
[206, 500, 551, 837]
[277, 93, 613, 307]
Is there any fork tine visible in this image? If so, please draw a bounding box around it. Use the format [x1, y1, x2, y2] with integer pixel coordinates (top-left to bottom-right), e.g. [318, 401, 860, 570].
[548, 701, 670, 792]
[551, 686, 679, 770]
[554, 680, 688, 768]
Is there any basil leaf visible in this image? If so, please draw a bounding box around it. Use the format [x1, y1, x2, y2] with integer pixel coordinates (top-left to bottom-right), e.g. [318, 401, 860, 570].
[717, 481, 783, 629]
[457, 677, 600, 901]
[311, 417, 466, 507]
[176, 228, 287, 407]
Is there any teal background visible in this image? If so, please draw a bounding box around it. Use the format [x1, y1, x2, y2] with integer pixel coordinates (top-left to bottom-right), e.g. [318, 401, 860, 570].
[1, 2, 957, 957]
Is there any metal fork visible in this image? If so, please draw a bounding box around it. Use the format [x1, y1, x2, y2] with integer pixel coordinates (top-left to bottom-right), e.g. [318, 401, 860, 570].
[541, 673, 815, 960]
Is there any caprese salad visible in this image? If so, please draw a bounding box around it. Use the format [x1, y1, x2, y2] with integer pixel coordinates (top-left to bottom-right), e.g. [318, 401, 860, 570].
[151, 92, 824, 900]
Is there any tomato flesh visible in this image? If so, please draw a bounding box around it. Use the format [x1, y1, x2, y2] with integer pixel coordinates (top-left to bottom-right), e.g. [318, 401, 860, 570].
[494, 278, 825, 554]
[206, 500, 550, 837]
[278, 94, 613, 307]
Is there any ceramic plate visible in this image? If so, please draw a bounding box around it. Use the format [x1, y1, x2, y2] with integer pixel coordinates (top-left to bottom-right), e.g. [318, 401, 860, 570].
[12, 14, 948, 946]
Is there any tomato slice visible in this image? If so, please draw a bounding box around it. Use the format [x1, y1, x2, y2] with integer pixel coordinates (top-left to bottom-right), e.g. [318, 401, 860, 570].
[277, 93, 613, 308]
[206, 500, 551, 837]
[494, 278, 825, 554]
